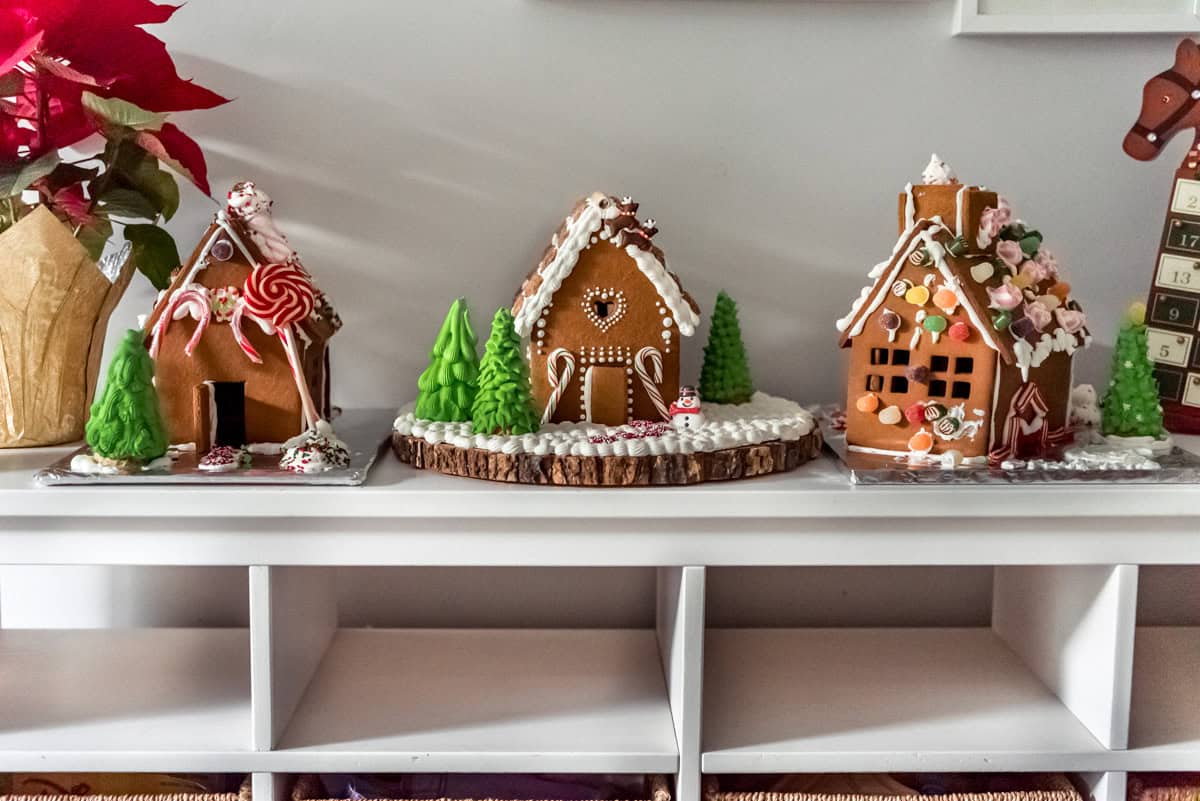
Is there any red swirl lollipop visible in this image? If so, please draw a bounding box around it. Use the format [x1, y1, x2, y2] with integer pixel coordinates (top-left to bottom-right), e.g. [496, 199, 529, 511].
[242, 262, 315, 331]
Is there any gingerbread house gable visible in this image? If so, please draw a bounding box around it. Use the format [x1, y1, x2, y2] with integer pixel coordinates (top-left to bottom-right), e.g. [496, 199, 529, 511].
[512, 192, 700, 339]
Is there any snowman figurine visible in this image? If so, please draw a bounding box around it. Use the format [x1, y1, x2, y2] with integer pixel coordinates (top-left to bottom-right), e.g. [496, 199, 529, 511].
[669, 386, 706, 432]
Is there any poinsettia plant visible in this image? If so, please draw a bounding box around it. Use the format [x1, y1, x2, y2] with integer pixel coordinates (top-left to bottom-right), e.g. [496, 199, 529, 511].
[0, 0, 228, 289]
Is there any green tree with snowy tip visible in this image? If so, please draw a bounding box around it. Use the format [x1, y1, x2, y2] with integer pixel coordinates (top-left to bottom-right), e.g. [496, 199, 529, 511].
[415, 298, 479, 422]
[1102, 302, 1165, 439]
[471, 307, 539, 436]
[699, 291, 755, 405]
[85, 329, 169, 464]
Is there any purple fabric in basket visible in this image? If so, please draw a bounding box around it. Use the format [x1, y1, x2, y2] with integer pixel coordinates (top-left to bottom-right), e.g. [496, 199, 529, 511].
[319, 775, 649, 801]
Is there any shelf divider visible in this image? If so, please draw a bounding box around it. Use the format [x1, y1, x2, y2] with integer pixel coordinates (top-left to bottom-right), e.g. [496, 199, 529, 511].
[993, 565, 1139, 750]
[657, 567, 705, 801]
[250, 566, 338, 750]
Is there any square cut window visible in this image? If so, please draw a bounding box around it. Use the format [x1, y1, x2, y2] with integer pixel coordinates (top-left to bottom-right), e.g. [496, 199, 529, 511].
[930, 355, 950, 373]
[891, 349, 911, 366]
[890, 376, 909, 394]
[952, 381, 972, 399]
[866, 375, 884, 392]
[955, 357, 975, 374]
[929, 379, 948, 397]
[870, 348, 889, 366]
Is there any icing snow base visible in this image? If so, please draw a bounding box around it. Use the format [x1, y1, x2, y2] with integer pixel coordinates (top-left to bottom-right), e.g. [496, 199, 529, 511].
[70, 453, 172, 475]
[394, 393, 816, 458]
[280, 421, 351, 473]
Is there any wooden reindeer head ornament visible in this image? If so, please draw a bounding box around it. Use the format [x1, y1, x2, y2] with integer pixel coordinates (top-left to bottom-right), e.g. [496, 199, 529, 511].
[1125, 39, 1200, 161]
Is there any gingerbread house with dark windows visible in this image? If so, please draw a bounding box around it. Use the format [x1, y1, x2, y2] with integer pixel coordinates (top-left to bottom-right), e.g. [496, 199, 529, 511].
[145, 183, 340, 452]
[836, 159, 1090, 463]
[512, 192, 701, 426]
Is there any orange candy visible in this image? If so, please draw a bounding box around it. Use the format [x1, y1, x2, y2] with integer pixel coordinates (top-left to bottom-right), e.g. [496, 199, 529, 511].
[908, 429, 934, 452]
[933, 287, 959, 312]
[1048, 282, 1071, 301]
[856, 393, 880, 413]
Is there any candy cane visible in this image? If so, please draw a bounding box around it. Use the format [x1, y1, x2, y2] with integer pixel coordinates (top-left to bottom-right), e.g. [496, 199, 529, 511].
[635, 346, 670, 420]
[278, 325, 318, 429]
[230, 301, 264, 364]
[149, 284, 211, 358]
[542, 348, 575, 424]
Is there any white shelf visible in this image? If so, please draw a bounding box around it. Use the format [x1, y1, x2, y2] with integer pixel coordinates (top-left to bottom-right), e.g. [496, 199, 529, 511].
[702, 628, 1108, 772]
[1128, 625, 1200, 768]
[954, 0, 1200, 34]
[272, 628, 679, 773]
[0, 628, 252, 771]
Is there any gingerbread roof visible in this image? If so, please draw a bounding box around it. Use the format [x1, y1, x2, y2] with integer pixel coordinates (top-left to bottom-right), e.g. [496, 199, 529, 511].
[511, 192, 700, 338]
[148, 209, 340, 344]
[837, 215, 1089, 379]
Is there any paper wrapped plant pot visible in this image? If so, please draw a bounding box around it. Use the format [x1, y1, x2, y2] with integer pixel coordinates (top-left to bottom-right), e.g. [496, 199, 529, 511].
[0, 206, 134, 447]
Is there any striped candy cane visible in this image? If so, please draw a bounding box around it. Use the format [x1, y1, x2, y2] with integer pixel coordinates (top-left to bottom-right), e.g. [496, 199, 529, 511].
[542, 348, 576, 424]
[149, 284, 211, 358]
[635, 346, 670, 420]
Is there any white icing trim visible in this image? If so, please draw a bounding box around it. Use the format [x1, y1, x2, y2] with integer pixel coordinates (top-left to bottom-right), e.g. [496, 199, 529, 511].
[394, 393, 814, 458]
[955, 185, 967, 238]
[583, 365, 595, 422]
[903, 183, 916, 231]
[513, 197, 699, 338]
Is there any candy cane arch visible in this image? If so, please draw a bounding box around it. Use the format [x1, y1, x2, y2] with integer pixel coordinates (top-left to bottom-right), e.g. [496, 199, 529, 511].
[541, 347, 575, 424]
[239, 262, 320, 429]
[635, 346, 670, 420]
[149, 284, 211, 358]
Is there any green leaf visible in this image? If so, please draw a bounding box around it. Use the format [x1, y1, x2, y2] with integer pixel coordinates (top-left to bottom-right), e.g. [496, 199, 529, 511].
[0, 151, 61, 197]
[97, 187, 159, 221]
[82, 92, 167, 132]
[76, 217, 114, 262]
[1019, 233, 1043, 258]
[125, 160, 180, 221]
[124, 224, 180, 290]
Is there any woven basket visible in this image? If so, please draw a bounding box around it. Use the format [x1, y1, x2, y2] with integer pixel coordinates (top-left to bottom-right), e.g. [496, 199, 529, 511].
[0, 777, 251, 801]
[292, 775, 671, 801]
[1128, 775, 1200, 801]
[703, 774, 1082, 801]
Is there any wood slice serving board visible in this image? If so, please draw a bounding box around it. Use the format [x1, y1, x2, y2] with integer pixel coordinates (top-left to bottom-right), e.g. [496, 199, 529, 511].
[392, 430, 823, 486]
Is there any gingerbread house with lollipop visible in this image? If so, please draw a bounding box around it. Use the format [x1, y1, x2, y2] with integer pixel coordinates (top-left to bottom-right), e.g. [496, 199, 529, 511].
[512, 192, 701, 426]
[145, 182, 340, 451]
[836, 157, 1090, 463]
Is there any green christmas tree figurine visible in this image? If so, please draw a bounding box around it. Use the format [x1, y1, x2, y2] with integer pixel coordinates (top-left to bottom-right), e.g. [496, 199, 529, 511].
[415, 298, 480, 422]
[699, 291, 755, 405]
[471, 308, 540, 436]
[85, 329, 169, 465]
[1102, 302, 1165, 439]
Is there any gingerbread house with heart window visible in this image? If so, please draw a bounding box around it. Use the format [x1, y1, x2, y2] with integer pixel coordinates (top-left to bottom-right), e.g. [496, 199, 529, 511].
[836, 157, 1090, 463]
[512, 192, 701, 426]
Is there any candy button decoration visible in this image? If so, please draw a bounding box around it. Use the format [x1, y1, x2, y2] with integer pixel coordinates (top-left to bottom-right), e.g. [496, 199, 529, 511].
[970, 262, 995, 284]
[905, 364, 930, 384]
[880, 310, 901, 333]
[210, 239, 235, 262]
[856, 393, 880, 413]
[878, 405, 903, 426]
[935, 416, 961, 437]
[904, 285, 930, 307]
[891, 279, 913, 297]
[923, 314, 947, 333]
[909, 248, 932, 267]
[933, 288, 959, 313]
[904, 403, 926, 425]
[908, 429, 934, 452]
[923, 403, 947, 422]
[992, 309, 1012, 331]
[948, 321, 970, 342]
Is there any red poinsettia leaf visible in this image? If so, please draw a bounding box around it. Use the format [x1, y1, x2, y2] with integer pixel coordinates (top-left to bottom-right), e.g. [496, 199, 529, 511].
[134, 121, 209, 195]
[14, 0, 178, 31]
[49, 182, 95, 226]
[0, 9, 41, 76]
[0, 114, 33, 159]
[30, 52, 105, 87]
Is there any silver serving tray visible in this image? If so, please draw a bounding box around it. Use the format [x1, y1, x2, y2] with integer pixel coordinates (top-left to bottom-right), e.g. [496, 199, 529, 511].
[35, 408, 392, 487]
[817, 408, 1200, 485]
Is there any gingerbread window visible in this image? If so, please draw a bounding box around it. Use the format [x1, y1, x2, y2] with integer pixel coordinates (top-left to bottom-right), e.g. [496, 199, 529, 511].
[930, 355, 950, 373]
[871, 348, 889, 366]
[952, 381, 972, 399]
[891, 349, 911, 366]
[866, 375, 884, 392]
[929, 379, 948, 397]
[955, 357, 975, 374]
[890, 376, 909, 394]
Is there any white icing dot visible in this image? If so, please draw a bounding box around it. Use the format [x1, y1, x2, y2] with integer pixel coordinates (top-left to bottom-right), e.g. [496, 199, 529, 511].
[663, 318, 673, 327]
[537, 319, 546, 328]
[662, 330, 672, 340]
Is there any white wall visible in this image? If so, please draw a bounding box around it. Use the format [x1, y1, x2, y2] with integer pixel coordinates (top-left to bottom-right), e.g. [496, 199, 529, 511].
[6, 0, 1198, 628]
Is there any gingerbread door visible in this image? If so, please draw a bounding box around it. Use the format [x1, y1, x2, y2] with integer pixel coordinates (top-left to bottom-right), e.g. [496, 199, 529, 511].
[584, 365, 628, 426]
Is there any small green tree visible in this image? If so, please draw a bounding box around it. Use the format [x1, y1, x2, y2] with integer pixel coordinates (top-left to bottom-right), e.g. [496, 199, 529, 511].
[1102, 303, 1165, 439]
[699, 291, 755, 405]
[471, 308, 539, 436]
[85, 329, 169, 463]
[415, 298, 480, 422]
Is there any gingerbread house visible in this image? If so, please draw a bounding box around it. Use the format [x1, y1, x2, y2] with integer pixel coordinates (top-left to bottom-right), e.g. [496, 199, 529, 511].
[144, 184, 340, 450]
[512, 192, 700, 426]
[836, 161, 1090, 463]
